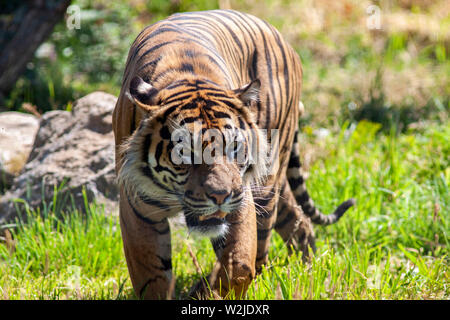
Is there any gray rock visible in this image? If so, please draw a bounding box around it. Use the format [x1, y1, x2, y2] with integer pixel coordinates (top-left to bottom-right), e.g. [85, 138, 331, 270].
[0, 92, 119, 224]
[0, 111, 39, 191]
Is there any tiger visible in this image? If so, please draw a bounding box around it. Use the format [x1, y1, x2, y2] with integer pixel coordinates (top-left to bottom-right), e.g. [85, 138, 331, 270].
[112, 9, 355, 299]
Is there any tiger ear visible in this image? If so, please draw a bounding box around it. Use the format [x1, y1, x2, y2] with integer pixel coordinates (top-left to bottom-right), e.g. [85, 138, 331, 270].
[233, 79, 260, 106]
[128, 76, 159, 113]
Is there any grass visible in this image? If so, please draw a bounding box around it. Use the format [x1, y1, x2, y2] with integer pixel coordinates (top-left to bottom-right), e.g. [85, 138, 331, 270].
[1, 121, 448, 299]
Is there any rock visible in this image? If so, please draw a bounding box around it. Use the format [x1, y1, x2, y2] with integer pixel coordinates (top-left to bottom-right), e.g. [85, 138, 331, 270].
[0, 92, 119, 224]
[0, 162, 14, 193]
[0, 112, 39, 191]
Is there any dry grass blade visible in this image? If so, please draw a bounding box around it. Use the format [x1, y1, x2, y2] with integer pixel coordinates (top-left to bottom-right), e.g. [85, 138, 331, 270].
[166, 275, 177, 300]
[186, 242, 203, 277]
[21, 102, 41, 118]
[43, 252, 49, 275]
[208, 260, 222, 291]
[4, 229, 15, 255]
[186, 242, 209, 297]
[433, 202, 440, 223]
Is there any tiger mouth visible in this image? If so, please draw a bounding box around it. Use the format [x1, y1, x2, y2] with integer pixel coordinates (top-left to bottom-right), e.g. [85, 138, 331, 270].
[197, 210, 228, 221]
[184, 209, 230, 238]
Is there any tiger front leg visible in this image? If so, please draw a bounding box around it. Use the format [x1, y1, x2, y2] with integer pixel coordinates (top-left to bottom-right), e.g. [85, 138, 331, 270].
[119, 188, 173, 300]
[189, 191, 257, 299]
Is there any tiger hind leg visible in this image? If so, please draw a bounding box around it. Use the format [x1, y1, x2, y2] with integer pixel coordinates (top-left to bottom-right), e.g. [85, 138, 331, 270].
[274, 179, 316, 261]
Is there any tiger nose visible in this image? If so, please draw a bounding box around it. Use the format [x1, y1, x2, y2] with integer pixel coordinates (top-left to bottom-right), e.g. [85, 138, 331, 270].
[206, 190, 232, 205]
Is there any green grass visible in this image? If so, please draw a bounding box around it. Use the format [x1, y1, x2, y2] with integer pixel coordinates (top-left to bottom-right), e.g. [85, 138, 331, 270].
[1, 121, 448, 299]
[0, 198, 128, 299]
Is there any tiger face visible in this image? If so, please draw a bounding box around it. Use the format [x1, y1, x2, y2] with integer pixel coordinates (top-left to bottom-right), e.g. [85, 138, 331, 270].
[119, 75, 269, 238]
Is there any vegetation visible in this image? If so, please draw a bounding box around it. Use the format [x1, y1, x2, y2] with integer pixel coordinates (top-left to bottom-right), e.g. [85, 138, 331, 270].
[0, 0, 448, 299]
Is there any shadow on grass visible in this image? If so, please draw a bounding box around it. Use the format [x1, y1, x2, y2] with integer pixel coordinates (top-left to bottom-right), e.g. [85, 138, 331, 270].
[345, 67, 448, 133]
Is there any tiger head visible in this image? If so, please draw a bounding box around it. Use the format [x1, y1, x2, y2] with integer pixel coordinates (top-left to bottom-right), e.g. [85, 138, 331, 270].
[119, 75, 270, 238]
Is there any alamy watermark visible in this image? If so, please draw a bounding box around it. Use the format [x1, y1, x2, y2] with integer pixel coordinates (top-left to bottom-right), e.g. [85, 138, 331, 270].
[160, 121, 279, 173]
[66, 5, 81, 30]
[366, 4, 381, 30]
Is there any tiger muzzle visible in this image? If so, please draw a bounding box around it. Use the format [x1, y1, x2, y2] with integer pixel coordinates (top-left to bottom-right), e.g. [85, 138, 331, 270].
[197, 210, 228, 221]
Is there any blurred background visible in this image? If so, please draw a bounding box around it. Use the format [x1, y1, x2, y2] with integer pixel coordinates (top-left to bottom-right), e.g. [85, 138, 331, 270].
[1, 0, 448, 131]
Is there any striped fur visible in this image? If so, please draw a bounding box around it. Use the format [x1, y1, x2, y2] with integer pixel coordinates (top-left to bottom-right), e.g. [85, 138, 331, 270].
[113, 9, 354, 299]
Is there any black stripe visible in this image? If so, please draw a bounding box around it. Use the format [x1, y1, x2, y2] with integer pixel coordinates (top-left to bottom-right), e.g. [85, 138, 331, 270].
[159, 105, 179, 124]
[161, 17, 228, 58]
[139, 275, 166, 298]
[238, 117, 246, 130]
[265, 94, 271, 128]
[152, 141, 179, 178]
[206, 12, 244, 73]
[180, 102, 199, 111]
[227, 10, 259, 40]
[222, 10, 256, 53]
[155, 140, 164, 164]
[200, 92, 231, 99]
[184, 49, 196, 57]
[172, 174, 188, 185]
[174, 18, 224, 44]
[184, 190, 203, 202]
[130, 104, 136, 134]
[142, 134, 152, 163]
[211, 11, 248, 59]
[267, 21, 290, 124]
[181, 116, 200, 124]
[302, 202, 313, 214]
[134, 23, 156, 44]
[132, 27, 182, 61]
[179, 62, 195, 73]
[139, 56, 161, 71]
[263, 32, 280, 122]
[288, 176, 304, 190]
[257, 228, 271, 240]
[152, 69, 172, 83]
[172, 16, 239, 82]
[164, 90, 197, 104]
[217, 99, 238, 110]
[154, 22, 231, 79]
[251, 17, 277, 125]
[138, 192, 170, 210]
[137, 41, 176, 63]
[165, 80, 191, 90]
[297, 190, 309, 204]
[211, 237, 225, 253]
[288, 155, 301, 168]
[204, 55, 231, 83]
[256, 250, 269, 261]
[183, 201, 210, 209]
[160, 126, 171, 140]
[157, 255, 172, 271]
[212, 110, 231, 119]
[256, 184, 277, 207]
[251, 50, 258, 85]
[141, 166, 172, 193]
[126, 193, 163, 225]
[275, 211, 295, 229]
